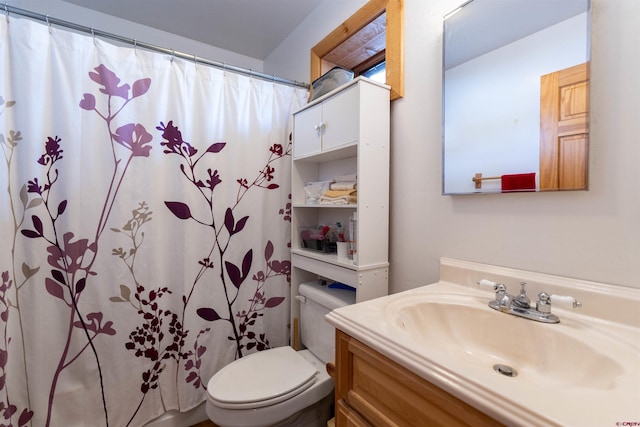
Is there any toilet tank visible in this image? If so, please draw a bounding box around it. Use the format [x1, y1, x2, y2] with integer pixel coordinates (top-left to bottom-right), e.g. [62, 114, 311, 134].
[298, 281, 355, 364]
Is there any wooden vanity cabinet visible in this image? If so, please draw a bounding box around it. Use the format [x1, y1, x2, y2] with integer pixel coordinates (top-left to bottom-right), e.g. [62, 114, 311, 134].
[334, 330, 504, 427]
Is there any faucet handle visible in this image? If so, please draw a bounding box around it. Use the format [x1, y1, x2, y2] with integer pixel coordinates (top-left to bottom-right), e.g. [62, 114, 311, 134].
[477, 279, 498, 290]
[477, 280, 507, 296]
[493, 284, 512, 308]
[494, 283, 507, 293]
[536, 292, 582, 314]
[536, 292, 552, 313]
[550, 294, 582, 309]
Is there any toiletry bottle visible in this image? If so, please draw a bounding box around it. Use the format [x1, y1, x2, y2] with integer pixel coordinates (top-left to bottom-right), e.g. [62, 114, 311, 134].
[349, 212, 357, 264]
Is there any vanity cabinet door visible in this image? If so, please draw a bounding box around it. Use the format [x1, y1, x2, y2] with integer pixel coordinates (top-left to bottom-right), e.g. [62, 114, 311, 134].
[335, 330, 503, 427]
[336, 400, 371, 427]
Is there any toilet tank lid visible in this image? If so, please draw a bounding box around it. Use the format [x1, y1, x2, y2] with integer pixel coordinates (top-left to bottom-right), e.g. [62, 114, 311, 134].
[299, 281, 355, 310]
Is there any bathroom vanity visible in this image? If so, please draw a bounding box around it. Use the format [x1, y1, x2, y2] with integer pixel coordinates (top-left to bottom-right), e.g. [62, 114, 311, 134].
[327, 258, 640, 427]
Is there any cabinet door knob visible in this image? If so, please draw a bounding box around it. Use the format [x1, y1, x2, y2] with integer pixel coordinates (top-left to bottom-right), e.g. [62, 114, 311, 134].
[314, 122, 326, 131]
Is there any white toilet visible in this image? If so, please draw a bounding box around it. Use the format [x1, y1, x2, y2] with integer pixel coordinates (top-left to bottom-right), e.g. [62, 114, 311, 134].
[206, 281, 355, 427]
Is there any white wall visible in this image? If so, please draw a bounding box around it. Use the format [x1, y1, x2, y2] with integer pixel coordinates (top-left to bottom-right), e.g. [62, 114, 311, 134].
[5, 0, 264, 71]
[265, 0, 640, 291]
[264, 1, 370, 84]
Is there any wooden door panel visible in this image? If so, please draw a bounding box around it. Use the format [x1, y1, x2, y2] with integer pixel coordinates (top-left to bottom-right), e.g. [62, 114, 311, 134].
[539, 71, 560, 189]
[560, 81, 589, 120]
[558, 118, 588, 136]
[539, 62, 589, 190]
[559, 134, 588, 189]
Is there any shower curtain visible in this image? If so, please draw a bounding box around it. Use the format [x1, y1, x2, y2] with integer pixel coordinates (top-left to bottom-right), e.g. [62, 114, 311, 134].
[0, 16, 307, 427]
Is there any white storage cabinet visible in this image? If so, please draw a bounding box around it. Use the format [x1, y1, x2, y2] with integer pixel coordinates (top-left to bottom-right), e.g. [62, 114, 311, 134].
[290, 77, 390, 346]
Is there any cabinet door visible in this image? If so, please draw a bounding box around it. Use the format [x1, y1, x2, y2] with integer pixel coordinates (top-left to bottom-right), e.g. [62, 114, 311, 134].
[337, 400, 372, 427]
[335, 331, 503, 427]
[293, 103, 323, 158]
[322, 85, 360, 151]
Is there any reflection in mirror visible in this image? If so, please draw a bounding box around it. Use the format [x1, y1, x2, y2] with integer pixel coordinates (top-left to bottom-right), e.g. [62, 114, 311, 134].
[443, 0, 591, 195]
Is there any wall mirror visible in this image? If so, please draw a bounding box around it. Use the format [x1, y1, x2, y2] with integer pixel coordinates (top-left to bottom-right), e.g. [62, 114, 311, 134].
[442, 0, 591, 195]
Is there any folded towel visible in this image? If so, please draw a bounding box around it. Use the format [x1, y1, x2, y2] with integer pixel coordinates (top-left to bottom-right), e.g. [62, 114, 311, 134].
[322, 189, 357, 198]
[333, 173, 357, 182]
[319, 195, 357, 205]
[330, 181, 357, 191]
[304, 180, 332, 204]
[501, 173, 536, 192]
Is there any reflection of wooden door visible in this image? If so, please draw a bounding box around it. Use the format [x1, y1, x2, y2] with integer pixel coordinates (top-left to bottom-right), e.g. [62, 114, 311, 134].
[539, 62, 589, 190]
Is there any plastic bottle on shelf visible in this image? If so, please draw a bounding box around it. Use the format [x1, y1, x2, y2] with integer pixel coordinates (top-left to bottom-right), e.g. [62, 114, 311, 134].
[349, 212, 357, 264]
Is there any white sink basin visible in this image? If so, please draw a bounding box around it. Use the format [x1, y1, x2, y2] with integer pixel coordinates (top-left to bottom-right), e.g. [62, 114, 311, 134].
[326, 275, 640, 427]
[387, 293, 624, 390]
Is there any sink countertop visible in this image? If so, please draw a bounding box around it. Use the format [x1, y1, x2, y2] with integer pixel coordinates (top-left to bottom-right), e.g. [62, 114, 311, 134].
[325, 259, 640, 427]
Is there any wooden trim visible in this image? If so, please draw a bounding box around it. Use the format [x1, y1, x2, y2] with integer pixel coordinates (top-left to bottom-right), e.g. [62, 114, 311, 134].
[335, 329, 354, 402]
[310, 0, 404, 100]
[352, 50, 386, 76]
[385, 0, 404, 100]
[292, 317, 299, 350]
[326, 361, 336, 379]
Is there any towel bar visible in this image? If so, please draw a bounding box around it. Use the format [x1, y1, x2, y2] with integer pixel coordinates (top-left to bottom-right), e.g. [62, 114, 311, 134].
[472, 173, 501, 189]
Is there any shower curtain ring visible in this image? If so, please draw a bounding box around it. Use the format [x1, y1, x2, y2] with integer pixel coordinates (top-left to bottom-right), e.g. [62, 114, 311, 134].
[46, 14, 52, 33]
[133, 38, 137, 54]
[170, 49, 175, 62]
[90, 27, 95, 43]
[193, 53, 197, 68]
[4, 3, 9, 21]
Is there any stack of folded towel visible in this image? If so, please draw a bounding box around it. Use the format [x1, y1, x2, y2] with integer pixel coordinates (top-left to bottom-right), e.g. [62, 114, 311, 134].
[319, 174, 357, 205]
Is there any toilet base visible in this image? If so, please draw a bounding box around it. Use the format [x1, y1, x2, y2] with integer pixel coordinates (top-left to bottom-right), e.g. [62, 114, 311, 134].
[206, 392, 333, 427]
[268, 392, 333, 427]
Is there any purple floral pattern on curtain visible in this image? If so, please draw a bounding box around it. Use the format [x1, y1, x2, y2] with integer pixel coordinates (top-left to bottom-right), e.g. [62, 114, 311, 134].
[1, 17, 304, 427]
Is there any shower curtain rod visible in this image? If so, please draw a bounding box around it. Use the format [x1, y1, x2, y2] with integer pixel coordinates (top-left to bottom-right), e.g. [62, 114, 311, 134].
[4, 4, 310, 90]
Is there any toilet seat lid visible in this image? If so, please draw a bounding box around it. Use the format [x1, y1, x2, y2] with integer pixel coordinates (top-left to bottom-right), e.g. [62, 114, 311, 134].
[207, 346, 318, 408]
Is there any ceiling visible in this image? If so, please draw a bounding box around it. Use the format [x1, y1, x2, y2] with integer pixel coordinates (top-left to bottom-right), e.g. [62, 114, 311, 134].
[61, 0, 324, 60]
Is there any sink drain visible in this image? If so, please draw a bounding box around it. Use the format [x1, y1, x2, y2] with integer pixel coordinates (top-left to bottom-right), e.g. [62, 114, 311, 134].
[493, 364, 517, 377]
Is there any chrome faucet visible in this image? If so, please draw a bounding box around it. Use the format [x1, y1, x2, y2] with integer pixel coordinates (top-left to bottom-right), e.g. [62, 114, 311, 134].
[478, 280, 581, 324]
